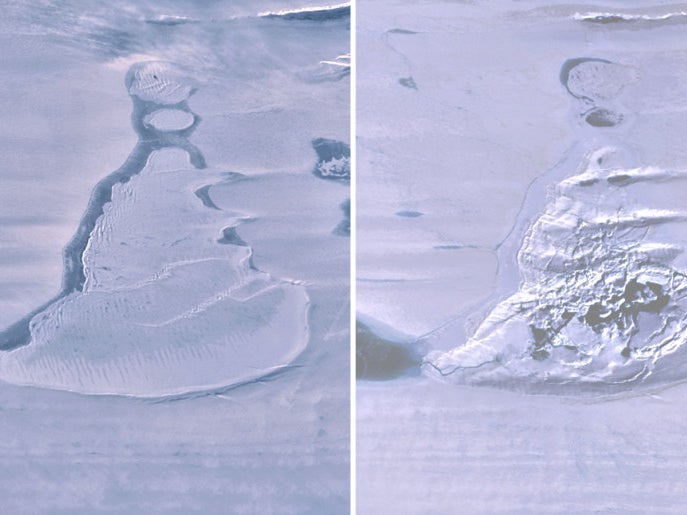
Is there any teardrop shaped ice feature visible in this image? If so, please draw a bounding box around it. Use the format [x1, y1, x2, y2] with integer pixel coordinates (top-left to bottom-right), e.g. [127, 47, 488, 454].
[0, 61, 310, 398]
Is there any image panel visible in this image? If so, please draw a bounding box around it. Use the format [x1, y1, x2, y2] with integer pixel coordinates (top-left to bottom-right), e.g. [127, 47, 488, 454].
[0, 1, 349, 512]
[357, 0, 687, 513]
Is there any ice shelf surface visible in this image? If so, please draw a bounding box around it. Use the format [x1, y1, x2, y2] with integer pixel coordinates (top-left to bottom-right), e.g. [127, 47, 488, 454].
[357, 0, 687, 392]
[0, 0, 349, 511]
[358, 0, 687, 512]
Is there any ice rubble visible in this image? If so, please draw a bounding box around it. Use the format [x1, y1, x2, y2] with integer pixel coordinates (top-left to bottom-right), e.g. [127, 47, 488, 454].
[427, 56, 687, 389]
[312, 138, 350, 182]
[426, 149, 687, 388]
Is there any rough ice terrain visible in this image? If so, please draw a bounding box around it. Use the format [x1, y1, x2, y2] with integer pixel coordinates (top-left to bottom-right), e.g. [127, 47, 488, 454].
[357, 0, 687, 512]
[427, 146, 687, 390]
[0, 1, 349, 512]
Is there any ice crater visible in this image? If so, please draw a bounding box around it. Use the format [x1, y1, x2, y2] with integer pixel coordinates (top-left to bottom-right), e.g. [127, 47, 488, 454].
[560, 58, 637, 102]
[426, 149, 687, 390]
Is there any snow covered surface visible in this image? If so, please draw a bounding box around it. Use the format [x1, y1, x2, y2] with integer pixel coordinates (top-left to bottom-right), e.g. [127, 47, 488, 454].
[359, 378, 687, 514]
[357, 0, 687, 512]
[0, 1, 349, 511]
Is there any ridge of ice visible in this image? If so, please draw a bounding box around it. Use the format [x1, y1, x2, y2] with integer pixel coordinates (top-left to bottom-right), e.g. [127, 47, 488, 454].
[258, 3, 350, 19]
[573, 11, 687, 23]
[144, 14, 197, 26]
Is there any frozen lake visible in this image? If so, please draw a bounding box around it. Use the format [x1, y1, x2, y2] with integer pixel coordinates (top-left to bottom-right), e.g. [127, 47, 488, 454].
[0, 1, 349, 512]
[357, 0, 687, 512]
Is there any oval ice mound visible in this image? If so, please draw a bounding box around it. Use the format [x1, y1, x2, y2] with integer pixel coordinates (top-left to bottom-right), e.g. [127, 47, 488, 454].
[425, 148, 687, 391]
[143, 109, 195, 131]
[126, 61, 195, 104]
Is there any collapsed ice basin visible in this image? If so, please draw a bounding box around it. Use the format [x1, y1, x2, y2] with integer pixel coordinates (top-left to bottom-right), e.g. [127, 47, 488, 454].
[0, 149, 311, 398]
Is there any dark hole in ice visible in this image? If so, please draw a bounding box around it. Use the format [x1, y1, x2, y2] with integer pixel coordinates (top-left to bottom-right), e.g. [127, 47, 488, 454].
[194, 185, 220, 210]
[396, 210, 423, 218]
[578, 178, 599, 187]
[530, 326, 550, 348]
[531, 349, 549, 361]
[624, 280, 669, 313]
[582, 280, 669, 331]
[585, 301, 617, 326]
[334, 198, 350, 237]
[398, 77, 418, 90]
[356, 321, 421, 380]
[217, 227, 247, 246]
[311, 138, 350, 181]
[607, 174, 631, 184]
[388, 28, 418, 35]
[312, 138, 349, 162]
[585, 108, 623, 127]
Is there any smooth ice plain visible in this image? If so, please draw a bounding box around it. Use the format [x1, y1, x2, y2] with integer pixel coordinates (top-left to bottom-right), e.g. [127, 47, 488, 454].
[0, 1, 349, 512]
[357, 0, 687, 513]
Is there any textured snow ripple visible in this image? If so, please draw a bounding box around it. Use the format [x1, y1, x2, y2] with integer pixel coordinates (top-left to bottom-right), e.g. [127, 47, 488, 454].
[126, 61, 195, 105]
